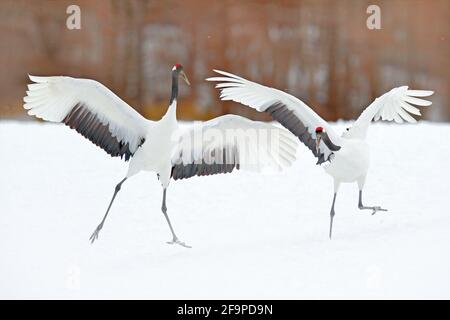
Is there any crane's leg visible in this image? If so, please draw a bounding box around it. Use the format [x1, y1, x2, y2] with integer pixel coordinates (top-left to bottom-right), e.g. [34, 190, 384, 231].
[329, 180, 341, 239]
[89, 177, 127, 244]
[329, 192, 337, 239]
[358, 190, 387, 215]
[161, 188, 191, 248]
[356, 176, 387, 215]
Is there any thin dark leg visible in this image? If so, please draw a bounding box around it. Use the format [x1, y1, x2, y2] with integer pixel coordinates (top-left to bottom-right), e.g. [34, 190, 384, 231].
[329, 193, 337, 239]
[358, 190, 387, 215]
[161, 188, 177, 240]
[162, 188, 191, 248]
[89, 177, 127, 244]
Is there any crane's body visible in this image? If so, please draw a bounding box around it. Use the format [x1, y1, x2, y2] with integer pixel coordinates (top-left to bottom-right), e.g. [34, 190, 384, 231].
[324, 138, 370, 185]
[127, 103, 178, 186]
[24, 65, 298, 247]
[207, 70, 433, 238]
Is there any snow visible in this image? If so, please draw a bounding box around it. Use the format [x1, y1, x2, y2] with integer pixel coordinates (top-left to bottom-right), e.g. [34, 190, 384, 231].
[1, 120, 449, 299]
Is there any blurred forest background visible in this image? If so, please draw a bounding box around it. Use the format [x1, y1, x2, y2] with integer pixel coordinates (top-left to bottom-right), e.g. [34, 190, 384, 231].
[0, 0, 448, 122]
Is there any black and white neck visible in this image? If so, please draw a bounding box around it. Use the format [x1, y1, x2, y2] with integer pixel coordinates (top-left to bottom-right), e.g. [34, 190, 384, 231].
[169, 68, 180, 106]
[164, 68, 181, 120]
[321, 132, 341, 151]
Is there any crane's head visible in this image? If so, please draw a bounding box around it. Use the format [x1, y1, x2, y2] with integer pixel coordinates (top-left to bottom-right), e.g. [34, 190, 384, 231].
[315, 126, 324, 154]
[172, 63, 190, 85]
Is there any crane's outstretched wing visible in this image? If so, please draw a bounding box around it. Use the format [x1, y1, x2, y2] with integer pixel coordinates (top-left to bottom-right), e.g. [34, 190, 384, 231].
[207, 70, 339, 165]
[24, 75, 152, 160]
[171, 114, 298, 180]
[349, 86, 433, 139]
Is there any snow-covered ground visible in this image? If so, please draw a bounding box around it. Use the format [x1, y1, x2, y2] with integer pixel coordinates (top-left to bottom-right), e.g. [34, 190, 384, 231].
[0, 120, 449, 299]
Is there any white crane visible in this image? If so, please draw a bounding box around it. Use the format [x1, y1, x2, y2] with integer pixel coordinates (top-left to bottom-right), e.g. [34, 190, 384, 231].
[207, 70, 433, 238]
[23, 64, 298, 247]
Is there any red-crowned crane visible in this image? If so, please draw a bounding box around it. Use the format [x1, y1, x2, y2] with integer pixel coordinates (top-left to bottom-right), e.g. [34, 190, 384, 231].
[207, 70, 433, 238]
[23, 65, 298, 247]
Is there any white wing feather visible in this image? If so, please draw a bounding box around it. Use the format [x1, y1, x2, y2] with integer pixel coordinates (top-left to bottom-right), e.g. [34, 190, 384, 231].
[350, 86, 433, 139]
[171, 114, 298, 179]
[24, 75, 152, 155]
[207, 70, 340, 162]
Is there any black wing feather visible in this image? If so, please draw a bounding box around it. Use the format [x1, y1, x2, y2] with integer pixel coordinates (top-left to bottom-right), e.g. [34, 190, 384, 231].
[62, 102, 145, 161]
[265, 101, 328, 164]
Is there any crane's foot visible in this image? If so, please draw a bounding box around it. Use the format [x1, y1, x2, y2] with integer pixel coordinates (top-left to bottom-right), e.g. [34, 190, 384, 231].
[89, 223, 103, 244]
[167, 237, 192, 248]
[359, 206, 388, 215]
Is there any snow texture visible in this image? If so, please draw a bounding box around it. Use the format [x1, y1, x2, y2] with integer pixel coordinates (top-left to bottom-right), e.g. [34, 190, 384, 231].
[0, 120, 449, 299]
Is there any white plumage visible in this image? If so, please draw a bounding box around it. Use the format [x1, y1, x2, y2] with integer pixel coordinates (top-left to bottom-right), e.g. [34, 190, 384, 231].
[25, 75, 150, 154]
[208, 70, 341, 162]
[207, 69, 433, 238]
[350, 86, 433, 139]
[172, 114, 297, 176]
[24, 66, 298, 247]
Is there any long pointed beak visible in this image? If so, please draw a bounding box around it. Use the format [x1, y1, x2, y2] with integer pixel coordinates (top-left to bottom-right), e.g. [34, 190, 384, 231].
[179, 70, 190, 86]
[316, 136, 322, 155]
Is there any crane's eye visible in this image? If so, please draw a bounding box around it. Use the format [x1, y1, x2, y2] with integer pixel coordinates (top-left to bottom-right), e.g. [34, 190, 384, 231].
[346, 128, 349, 131]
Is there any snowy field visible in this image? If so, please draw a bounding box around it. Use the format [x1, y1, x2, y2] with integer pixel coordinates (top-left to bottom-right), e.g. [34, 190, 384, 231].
[1, 120, 449, 299]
